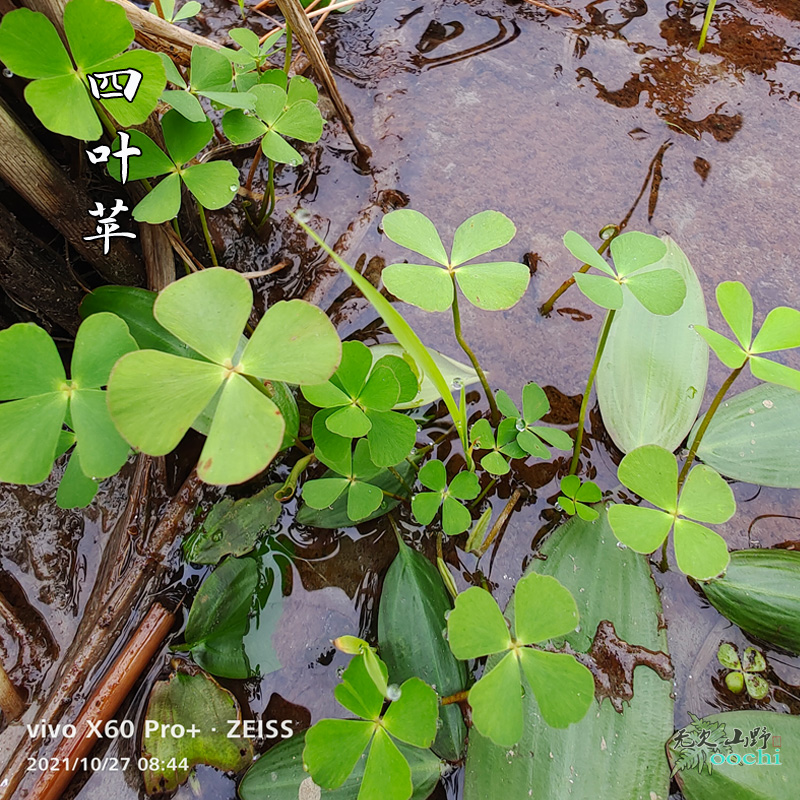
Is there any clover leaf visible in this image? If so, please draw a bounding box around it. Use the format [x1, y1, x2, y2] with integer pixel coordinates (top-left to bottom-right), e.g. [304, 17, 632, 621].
[607, 445, 735, 579]
[447, 573, 594, 746]
[379, 210, 529, 312]
[108, 110, 240, 223]
[160, 45, 257, 123]
[496, 382, 573, 458]
[148, 0, 201, 24]
[0, 0, 165, 140]
[557, 475, 602, 521]
[563, 231, 686, 315]
[302, 341, 418, 468]
[694, 281, 800, 391]
[411, 459, 480, 535]
[222, 77, 324, 166]
[106, 268, 341, 485]
[303, 651, 438, 800]
[222, 28, 285, 92]
[469, 417, 525, 475]
[0, 314, 137, 506]
[717, 643, 768, 699]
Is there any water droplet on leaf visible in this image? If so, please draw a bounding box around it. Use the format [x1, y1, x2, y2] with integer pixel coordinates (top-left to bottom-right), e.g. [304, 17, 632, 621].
[386, 684, 402, 701]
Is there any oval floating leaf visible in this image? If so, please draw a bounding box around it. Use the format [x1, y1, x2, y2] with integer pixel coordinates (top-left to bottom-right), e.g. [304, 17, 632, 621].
[378, 538, 468, 761]
[700, 549, 800, 654]
[692, 383, 800, 488]
[464, 508, 673, 800]
[597, 237, 709, 453]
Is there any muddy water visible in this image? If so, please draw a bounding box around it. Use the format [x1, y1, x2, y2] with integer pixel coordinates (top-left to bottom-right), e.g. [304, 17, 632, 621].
[2, 0, 800, 798]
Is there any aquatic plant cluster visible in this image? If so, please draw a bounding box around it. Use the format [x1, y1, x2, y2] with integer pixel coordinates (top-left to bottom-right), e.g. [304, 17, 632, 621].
[0, 1, 798, 799]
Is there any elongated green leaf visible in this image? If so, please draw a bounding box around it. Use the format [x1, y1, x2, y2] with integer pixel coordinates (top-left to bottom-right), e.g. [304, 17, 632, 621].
[141, 668, 253, 793]
[239, 731, 443, 800]
[597, 237, 709, 453]
[378, 538, 468, 760]
[669, 711, 796, 799]
[293, 217, 467, 446]
[701, 549, 800, 653]
[693, 384, 800, 488]
[182, 556, 258, 678]
[694, 326, 747, 369]
[465, 509, 673, 800]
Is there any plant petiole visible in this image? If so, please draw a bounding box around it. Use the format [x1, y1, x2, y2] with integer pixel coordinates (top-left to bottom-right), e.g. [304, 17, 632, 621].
[196, 203, 218, 267]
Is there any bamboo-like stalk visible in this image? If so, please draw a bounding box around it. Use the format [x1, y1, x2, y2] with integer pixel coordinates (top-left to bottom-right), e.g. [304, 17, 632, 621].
[25, 604, 175, 800]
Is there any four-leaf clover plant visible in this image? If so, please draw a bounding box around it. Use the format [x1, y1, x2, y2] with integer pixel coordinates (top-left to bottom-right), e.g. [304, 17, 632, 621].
[380, 210, 530, 312]
[447, 572, 594, 746]
[496, 382, 573, 458]
[107, 267, 341, 485]
[0, 314, 137, 508]
[411, 459, 480, 535]
[108, 110, 240, 223]
[303, 650, 438, 800]
[717, 643, 769, 699]
[0, 0, 165, 140]
[222, 76, 324, 166]
[607, 445, 735, 580]
[558, 476, 602, 522]
[563, 230, 685, 315]
[303, 341, 419, 469]
[694, 280, 800, 391]
[469, 417, 524, 476]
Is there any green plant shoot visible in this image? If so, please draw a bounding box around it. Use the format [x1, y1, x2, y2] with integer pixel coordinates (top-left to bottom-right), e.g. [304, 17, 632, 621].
[496, 382, 573, 458]
[558, 476, 602, 521]
[412, 459, 480, 535]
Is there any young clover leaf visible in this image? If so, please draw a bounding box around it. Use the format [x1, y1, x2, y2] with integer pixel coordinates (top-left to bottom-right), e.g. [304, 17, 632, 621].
[563, 230, 686, 315]
[607, 445, 735, 580]
[302, 439, 392, 522]
[694, 281, 800, 392]
[108, 110, 239, 224]
[302, 341, 418, 468]
[221, 28, 285, 92]
[222, 77, 324, 166]
[0, 314, 137, 506]
[380, 209, 529, 312]
[106, 268, 341, 486]
[159, 45, 256, 124]
[557, 475, 602, 522]
[717, 643, 769, 699]
[148, 0, 201, 24]
[0, 0, 165, 140]
[303, 651, 438, 800]
[469, 417, 525, 476]
[496, 382, 573, 459]
[447, 573, 594, 746]
[411, 460, 480, 535]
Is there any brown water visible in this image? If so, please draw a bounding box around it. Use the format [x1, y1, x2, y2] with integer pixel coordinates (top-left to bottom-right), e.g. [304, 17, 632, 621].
[2, 0, 800, 797]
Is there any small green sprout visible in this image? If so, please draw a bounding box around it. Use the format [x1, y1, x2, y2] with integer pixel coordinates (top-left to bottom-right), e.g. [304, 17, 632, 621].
[563, 231, 685, 315]
[447, 573, 594, 746]
[607, 445, 735, 580]
[108, 111, 240, 223]
[469, 417, 524, 475]
[380, 210, 530, 312]
[717, 643, 769, 700]
[303, 341, 418, 468]
[223, 28, 285, 92]
[558, 476, 602, 521]
[303, 650, 438, 800]
[411, 460, 480, 535]
[496, 382, 573, 458]
[694, 281, 800, 392]
[149, 0, 201, 23]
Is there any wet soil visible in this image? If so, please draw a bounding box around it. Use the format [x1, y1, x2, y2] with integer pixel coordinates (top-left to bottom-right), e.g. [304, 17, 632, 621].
[2, 0, 800, 798]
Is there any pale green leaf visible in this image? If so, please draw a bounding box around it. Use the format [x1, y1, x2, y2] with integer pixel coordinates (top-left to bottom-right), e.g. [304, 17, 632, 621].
[71, 312, 137, 389]
[347, 480, 383, 521]
[273, 99, 323, 142]
[468, 652, 523, 747]
[366, 410, 416, 467]
[625, 267, 686, 316]
[448, 587, 511, 659]
[92, 50, 165, 128]
[562, 231, 615, 276]
[56, 449, 98, 509]
[181, 161, 239, 210]
[513, 573, 579, 645]
[64, 0, 132, 68]
[449, 470, 480, 500]
[749, 356, 800, 391]
[678, 465, 736, 524]
[411, 492, 443, 526]
[261, 129, 302, 165]
[450, 210, 515, 266]
[607, 504, 673, 554]
[303, 477, 349, 508]
[162, 90, 208, 122]
[617, 444, 679, 512]
[287, 75, 318, 104]
[382, 678, 438, 747]
[327, 405, 371, 438]
[0, 323, 65, 400]
[70, 389, 130, 478]
[304, 720, 374, 789]
[381, 264, 453, 312]
[361, 729, 412, 800]
[673, 518, 730, 580]
[131, 172, 182, 223]
[693, 325, 747, 369]
[108, 130, 174, 181]
[190, 45, 232, 92]
[0, 8, 72, 78]
[335, 652, 385, 719]
[25, 73, 100, 141]
[441, 496, 471, 535]
[716, 280, 754, 349]
[162, 108, 213, 165]
[360, 366, 401, 411]
[418, 459, 447, 492]
[609, 231, 667, 276]
[455, 261, 530, 310]
[382, 210, 449, 266]
[573, 272, 624, 310]
[751, 306, 800, 353]
[222, 109, 267, 144]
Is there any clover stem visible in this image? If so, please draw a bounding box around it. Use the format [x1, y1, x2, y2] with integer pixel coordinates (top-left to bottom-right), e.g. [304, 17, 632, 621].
[256, 158, 276, 226]
[387, 466, 414, 497]
[246, 146, 263, 192]
[196, 203, 218, 267]
[470, 477, 496, 509]
[569, 308, 616, 476]
[449, 273, 499, 426]
[440, 689, 470, 706]
[477, 487, 524, 557]
[540, 234, 616, 316]
[284, 24, 293, 74]
[676, 365, 743, 491]
[152, 0, 166, 19]
[697, 0, 718, 51]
